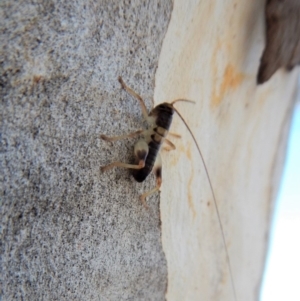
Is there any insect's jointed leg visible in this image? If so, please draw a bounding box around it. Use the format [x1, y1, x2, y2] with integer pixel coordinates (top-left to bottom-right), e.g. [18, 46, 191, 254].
[163, 138, 176, 151]
[101, 140, 149, 173]
[101, 161, 145, 172]
[140, 154, 162, 207]
[101, 130, 143, 142]
[118, 76, 149, 121]
[168, 132, 181, 139]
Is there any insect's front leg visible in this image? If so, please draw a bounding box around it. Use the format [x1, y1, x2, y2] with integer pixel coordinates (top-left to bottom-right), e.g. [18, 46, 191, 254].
[118, 76, 153, 123]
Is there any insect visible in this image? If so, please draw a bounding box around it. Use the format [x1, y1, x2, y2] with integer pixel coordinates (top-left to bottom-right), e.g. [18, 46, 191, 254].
[101, 76, 237, 300]
[101, 76, 194, 205]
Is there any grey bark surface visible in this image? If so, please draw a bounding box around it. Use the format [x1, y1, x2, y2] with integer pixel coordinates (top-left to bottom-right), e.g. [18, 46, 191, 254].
[1, 1, 172, 300]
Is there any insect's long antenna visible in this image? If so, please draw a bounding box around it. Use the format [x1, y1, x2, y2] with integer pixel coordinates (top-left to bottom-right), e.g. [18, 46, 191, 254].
[171, 99, 195, 105]
[173, 105, 237, 301]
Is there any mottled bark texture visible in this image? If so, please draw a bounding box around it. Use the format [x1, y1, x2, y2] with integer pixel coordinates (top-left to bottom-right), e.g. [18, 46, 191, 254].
[1, 1, 172, 300]
[257, 0, 300, 84]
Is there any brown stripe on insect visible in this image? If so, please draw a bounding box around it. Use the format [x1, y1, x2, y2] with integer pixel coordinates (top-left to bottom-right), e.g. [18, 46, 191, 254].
[151, 133, 163, 144]
[154, 126, 168, 137]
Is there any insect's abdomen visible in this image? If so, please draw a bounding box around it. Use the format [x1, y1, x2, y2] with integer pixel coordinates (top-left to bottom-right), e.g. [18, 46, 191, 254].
[132, 103, 174, 183]
[132, 140, 160, 182]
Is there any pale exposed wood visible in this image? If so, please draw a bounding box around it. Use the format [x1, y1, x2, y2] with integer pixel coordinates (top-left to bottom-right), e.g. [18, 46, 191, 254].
[154, 0, 299, 300]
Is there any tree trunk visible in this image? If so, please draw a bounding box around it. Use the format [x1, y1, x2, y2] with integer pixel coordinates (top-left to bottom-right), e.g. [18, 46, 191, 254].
[1, 1, 298, 301]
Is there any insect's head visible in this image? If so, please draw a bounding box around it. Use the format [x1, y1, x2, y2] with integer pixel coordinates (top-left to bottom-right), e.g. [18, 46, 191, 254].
[155, 102, 175, 114]
[149, 103, 175, 123]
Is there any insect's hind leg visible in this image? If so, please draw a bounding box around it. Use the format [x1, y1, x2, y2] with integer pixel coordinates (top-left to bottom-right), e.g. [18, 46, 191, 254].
[118, 76, 150, 122]
[101, 140, 149, 173]
[101, 161, 145, 172]
[101, 129, 143, 142]
[140, 154, 162, 208]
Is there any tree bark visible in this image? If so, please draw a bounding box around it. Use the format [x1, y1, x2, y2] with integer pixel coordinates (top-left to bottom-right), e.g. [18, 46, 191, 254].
[156, 1, 298, 300]
[257, 0, 300, 84]
[1, 1, 172, 300]
[1, 1, 298, 301]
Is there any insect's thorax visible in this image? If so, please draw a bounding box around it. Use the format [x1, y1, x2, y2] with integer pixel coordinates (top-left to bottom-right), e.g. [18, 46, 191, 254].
[149, 102, 174, 131]
[148, 102, 175, 150]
